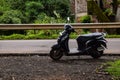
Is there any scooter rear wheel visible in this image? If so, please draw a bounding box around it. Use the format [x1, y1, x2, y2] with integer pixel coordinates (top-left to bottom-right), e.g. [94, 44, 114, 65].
[50, 49, 63, 61]
[90, 50, 103, 59]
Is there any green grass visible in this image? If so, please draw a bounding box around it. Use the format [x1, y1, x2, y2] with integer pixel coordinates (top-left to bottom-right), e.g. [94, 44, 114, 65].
[0, 34, 59, 40]
[106, 35, 120, 38]
[1, 34, 120, 40]
[106, 60, 120, 80]
[1, 34, 25, 40]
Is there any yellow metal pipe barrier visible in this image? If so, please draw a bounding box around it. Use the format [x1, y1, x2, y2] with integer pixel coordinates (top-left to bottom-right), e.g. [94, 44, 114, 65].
[0, 23, 120, 30]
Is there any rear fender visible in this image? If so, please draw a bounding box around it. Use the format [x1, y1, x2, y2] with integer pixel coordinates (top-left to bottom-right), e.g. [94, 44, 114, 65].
[86, 39, 107, 48]
[97, 40, 107, 48]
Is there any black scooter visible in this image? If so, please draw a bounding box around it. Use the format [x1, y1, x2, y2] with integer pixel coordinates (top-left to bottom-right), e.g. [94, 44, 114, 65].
[50, 24, 107, 60]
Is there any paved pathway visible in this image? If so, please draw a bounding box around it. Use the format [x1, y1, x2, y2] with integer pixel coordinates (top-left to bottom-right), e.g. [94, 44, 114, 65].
[0, 39, 120, 55]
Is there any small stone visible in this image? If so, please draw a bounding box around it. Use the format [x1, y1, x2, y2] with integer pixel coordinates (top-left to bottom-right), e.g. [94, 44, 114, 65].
[0, 78, 2, 80]
[83, 72, 85, 75]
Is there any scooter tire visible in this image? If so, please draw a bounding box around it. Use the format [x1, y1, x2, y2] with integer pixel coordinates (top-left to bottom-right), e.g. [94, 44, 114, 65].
[90, 50, 103, 59]
[49, 49, 63, 61]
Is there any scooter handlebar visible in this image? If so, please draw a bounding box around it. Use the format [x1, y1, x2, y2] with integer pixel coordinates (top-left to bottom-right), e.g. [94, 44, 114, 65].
[101, 32, 107, 37]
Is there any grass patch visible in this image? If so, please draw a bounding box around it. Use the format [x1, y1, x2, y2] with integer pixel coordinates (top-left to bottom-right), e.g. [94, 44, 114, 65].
[0, 33, 59, 40]
[106, 35, 120, 38]
[1, 33, 120, 40]
[106, 60, 120, 80]
[1, 34, 25, 40]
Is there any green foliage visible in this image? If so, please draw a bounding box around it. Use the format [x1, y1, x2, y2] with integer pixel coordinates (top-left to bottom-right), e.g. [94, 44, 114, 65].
[0, 1, 10, 15]
[0, 10, 26, 23]
[24, 34, 38, 39]
[7, 0, 25, 10]
[34, 13, 52, 23]
[106, 35, 120, 38]
[1, 31, 120, 40]
[106, 60, 120, 79]
[26, 30, 35, 35]
[1, 34, 25, 40]
[35, 13, 66, 23]
[79, 15, 91, 34]
[54, 0, 71, 18]
[80, 15, 91, 23]
[0, 6, 5, 15]
[25, 30, 60, 39]
[25, 1, 44, 22]
[104, 8, 115, 16]
[0, 0, 71, 24]
[41, 0, 71, 18]
[70, 33, 77, 39]
[0, 0, 10, 9]
[0, 30, 61, 40]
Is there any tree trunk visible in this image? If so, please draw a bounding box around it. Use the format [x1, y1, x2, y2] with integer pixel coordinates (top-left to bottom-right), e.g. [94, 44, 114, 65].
[112, 0, 118, 15]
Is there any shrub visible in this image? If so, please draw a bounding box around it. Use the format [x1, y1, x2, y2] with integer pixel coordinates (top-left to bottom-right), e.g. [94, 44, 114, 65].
[104, 9, 115, 16]
[51, 34, 59, 39]
[25, 1, 44, 22]
[34, 13, 51, 23]
[34, 13, 66, 23]
[2, 34, 24, 40]
[0, 10, 25, 24]
[25, 34, 40, 39]
[80, 15, 91, 23]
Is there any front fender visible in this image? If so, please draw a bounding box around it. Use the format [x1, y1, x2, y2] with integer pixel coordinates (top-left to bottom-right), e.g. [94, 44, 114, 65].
[51, 44, 60, 50]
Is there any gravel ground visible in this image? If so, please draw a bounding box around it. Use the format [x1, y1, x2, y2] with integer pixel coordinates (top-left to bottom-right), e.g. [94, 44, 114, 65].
[0, 55, 119, 80]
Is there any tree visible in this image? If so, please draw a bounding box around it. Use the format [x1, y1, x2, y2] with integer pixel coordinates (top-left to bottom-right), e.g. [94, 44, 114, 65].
[0, 10, 26, 24]
[112, 0, 118, 15]
[25, 1, 44, 23]
[5, 0, 26, 10]
[40, 0, 71, 18]
[0, 0, 71, 23]
[0, 0, 10, 15]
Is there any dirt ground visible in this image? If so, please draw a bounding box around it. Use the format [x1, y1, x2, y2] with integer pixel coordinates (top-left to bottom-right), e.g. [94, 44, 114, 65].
[0, 55, 119, 80]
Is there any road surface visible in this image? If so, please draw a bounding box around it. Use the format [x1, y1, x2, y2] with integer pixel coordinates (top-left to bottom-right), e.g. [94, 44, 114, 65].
[0, 39, 120, 54]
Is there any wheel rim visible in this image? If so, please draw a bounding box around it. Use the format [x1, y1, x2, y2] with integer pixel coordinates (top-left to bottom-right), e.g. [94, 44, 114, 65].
[50, 49, 63, 60]
[53, 50, 61, 58]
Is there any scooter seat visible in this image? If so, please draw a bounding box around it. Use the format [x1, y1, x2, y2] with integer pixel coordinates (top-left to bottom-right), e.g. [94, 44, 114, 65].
[76, 33, 103, 51]
[80, 33, 102, 38]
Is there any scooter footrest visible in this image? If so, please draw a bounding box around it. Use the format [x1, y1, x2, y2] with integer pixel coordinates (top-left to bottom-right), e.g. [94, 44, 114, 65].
[70, 48, 80, 54]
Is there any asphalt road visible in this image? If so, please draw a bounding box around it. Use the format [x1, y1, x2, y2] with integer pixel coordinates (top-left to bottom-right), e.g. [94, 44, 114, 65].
[0, 39, 120, 54]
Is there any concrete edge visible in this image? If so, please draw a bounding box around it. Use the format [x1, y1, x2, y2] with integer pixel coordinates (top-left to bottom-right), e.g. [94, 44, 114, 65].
[0, 53, 119, 57]
[0, 53, 48, 57]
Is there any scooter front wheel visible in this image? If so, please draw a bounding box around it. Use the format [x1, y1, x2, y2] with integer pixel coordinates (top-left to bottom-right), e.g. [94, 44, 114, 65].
[49, 49, 63, 61]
